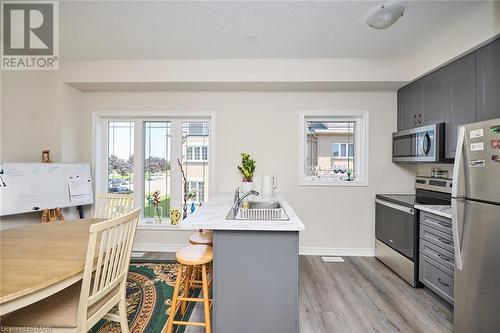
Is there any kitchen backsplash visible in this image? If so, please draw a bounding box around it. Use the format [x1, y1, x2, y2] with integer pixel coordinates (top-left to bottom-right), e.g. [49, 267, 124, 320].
[417, 163, 454, 178]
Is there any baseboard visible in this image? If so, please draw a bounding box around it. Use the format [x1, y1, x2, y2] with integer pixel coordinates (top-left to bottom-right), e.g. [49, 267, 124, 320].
[134, 243, 375, 257]
[299, 247, 375, 257]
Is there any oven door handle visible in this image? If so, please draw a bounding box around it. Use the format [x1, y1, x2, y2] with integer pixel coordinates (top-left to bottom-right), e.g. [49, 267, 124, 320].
[375, 199, 415, 215]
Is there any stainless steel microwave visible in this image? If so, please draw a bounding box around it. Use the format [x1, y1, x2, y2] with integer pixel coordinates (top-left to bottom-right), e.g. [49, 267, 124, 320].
[392, 123, 446, 163]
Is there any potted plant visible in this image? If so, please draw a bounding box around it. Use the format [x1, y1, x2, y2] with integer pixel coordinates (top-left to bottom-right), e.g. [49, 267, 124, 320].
[237, 152, 256, 193]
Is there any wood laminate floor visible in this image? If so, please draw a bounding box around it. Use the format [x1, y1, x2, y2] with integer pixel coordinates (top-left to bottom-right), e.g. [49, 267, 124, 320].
[134, 253, 453, 333]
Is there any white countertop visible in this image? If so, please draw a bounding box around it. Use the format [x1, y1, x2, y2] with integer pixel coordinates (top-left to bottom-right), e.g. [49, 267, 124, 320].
[179, 193, 305, 231]
[415, 204, 452, 219]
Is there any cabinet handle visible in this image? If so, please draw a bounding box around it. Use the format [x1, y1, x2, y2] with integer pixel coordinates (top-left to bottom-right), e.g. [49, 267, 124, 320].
[438, 278, 450, 287]
[418, 113, 422, 124]
[438, 237, 451, 245]
[438, 221, 450, 227]
[413, 115, 417, 126]
[438, 254, 452, 262]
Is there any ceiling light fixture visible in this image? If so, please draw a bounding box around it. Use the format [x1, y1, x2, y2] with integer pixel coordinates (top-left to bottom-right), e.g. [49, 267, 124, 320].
[366, 1, 406, 30]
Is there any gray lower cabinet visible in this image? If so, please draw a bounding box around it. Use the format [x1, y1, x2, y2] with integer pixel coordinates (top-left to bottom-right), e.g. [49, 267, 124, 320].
[419, 253, 454, 304]
[213, 230, 299, 333]
[419, 211, 454, 304]
[476, 37, 500, 122]
[445, 53, 476, 159]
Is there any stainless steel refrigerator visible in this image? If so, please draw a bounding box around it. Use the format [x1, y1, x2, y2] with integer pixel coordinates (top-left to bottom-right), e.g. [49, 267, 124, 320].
[452, 118, 500, 332]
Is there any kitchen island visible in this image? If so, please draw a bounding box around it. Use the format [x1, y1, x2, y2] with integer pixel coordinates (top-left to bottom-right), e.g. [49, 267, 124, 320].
[179, 193, 305, 333]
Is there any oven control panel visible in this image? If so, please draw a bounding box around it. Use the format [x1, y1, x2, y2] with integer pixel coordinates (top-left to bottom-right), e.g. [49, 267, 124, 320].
[415, 176, 453, 193]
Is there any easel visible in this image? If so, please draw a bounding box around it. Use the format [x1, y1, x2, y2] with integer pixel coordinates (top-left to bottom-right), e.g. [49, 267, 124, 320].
[40, 150, 65, 223]
[41, 208, 65, 223]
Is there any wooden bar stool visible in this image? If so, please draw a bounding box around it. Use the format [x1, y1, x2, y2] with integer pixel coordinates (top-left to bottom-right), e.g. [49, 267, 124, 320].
[189, 231, 213, 282]
[165, 245, 213, 333]
[189, 230, 213, 246]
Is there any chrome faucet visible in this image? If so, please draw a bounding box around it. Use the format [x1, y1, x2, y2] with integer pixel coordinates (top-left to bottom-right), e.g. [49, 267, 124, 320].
[232, 187, 259, 211]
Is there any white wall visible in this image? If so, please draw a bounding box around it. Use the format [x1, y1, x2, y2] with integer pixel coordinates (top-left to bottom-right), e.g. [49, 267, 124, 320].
[410, 1, 500, 79]
[1, 71, 61, 162]
[81, 90, 416, 253]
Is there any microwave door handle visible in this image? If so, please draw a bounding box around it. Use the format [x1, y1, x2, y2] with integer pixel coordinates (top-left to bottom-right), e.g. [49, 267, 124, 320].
[421, 132, 431, 155]
[452, 126, 466, 271]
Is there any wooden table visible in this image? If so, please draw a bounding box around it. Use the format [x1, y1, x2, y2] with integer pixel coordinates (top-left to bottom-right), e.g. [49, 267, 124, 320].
[0, 219, 102, 315]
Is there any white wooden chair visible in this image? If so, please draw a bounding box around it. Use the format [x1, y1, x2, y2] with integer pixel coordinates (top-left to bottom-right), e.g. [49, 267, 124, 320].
[94, 193, 134, 219]
[1, 208, 141, 333]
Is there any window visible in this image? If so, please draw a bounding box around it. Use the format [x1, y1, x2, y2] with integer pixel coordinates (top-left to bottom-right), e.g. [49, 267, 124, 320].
[332, 143, 354, 158]
[182, 122, 210, 212]
[186, 145, 209, 161]
[107, 122, 134, 194]
[188, 181, 205, 202]
[299, 112, 368, 186]
[144, 121, 171, 219]
[96, 113, 213, 224]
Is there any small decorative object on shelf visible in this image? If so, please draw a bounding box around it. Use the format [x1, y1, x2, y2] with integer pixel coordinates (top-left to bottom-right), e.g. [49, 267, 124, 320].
[237, 152, 256, 193]
[41, 150, 52, 163]
[147, 190, 162, 223]
[170, 208, 181, 225]
[187, 190, 196, 214]
[346, 168, 353, 181]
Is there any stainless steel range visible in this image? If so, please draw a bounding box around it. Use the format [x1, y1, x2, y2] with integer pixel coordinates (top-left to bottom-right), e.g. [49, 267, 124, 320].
[375, 176, 452, 287]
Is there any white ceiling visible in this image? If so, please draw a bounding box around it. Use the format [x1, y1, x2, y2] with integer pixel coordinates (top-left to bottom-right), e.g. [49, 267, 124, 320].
[60, 1, 486, 60]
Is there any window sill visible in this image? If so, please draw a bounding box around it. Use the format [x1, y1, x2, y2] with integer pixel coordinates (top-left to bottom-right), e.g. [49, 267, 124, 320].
[300, 180, 369, 187]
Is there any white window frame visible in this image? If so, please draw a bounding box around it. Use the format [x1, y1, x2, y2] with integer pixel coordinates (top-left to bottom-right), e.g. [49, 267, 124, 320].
[92, 111, 216, 228]
[298, 111, 369, 187]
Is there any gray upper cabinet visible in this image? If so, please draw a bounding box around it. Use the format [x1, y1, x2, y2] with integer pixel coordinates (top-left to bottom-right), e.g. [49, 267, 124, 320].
[397, 37, 499, 160]
[421, 68, 448, 126]
[398, 81, 422, 130]
[445, 53, 476, 159]
[476, 38, 500, 122]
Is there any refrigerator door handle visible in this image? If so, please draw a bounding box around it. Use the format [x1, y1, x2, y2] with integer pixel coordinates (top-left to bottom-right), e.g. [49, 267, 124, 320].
[452, 126, 466, 198]
[452, 198, 464, 270]
[452, 126, 466, 271]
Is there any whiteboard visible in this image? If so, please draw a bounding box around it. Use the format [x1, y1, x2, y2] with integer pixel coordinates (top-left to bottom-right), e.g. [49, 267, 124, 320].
[0, 163, 93, 216]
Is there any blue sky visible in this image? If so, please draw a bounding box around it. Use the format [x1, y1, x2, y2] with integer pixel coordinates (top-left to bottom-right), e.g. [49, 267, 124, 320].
[108, 122, 170, 160]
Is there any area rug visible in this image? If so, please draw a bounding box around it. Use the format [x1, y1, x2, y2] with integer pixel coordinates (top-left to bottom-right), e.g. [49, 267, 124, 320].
[90, 262, 199, 333]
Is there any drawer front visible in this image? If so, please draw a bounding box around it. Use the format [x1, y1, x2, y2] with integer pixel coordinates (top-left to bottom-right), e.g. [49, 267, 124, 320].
[420, 211, 452, 236]
[420, 239, 454, 271]
[420, 224, 454, 253]
[419, 254, 454, 304]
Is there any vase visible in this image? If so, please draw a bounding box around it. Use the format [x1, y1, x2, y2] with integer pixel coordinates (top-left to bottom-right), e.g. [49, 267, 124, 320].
[240, 181, 254, 194]
[154, 206, 162, 224]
